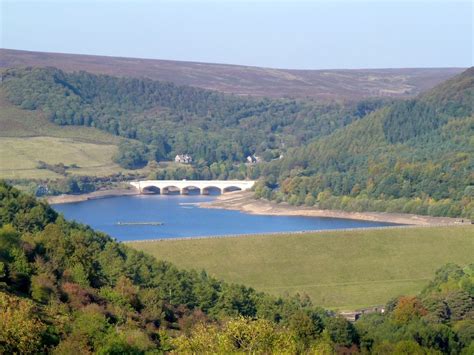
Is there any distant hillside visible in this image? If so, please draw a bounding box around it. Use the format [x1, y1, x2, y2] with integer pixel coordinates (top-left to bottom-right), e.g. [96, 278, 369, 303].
[0, 49, 465, 99]
[0, 67, 388, 170]
[259, 68, 473, 219]
[1, 64, 472, 218]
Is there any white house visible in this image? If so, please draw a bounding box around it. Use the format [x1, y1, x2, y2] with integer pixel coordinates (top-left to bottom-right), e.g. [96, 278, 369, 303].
[175, 154, 193, 164]
[246, 155, 262, 164]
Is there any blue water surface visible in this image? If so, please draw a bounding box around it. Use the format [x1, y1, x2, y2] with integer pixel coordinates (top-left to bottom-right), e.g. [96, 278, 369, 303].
[52, 195, 396, 241]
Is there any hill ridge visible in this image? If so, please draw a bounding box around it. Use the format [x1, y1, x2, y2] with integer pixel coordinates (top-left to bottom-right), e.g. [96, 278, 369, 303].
[0, 48, 465, 99]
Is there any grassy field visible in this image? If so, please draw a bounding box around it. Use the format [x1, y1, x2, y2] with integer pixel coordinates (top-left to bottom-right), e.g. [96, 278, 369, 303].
[0, 91, 148, 179]
[0, 92, 121, 142]
[129, 226, 474, 310]
[0, 136, 122, 179]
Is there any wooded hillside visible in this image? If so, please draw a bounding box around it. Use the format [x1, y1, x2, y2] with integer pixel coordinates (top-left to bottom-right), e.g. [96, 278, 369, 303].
[1, 67, 385, 167]
[1, 66, 472, 218]
[256, 68, 473, 219]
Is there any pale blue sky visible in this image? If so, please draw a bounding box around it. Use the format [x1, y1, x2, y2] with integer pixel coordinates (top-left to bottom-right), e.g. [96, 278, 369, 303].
[1, 0, 472, 69]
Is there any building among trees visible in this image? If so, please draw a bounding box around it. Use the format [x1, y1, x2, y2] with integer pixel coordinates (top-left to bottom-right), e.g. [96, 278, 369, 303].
[246, 155, 262, 164]
[175, 154, 193, 164]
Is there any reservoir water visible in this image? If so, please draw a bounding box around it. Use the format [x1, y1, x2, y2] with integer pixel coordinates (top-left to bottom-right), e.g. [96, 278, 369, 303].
[52, 195, 395, 241]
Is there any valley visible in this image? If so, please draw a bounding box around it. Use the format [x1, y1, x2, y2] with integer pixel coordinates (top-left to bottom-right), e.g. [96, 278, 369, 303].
[0, 46, 472, 354]
[1, 65, 471, 220]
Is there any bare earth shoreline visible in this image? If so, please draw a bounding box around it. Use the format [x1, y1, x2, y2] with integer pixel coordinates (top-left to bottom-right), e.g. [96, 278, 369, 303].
[45, 188, 139, 204]
[198, 191, 463, 226]
[47, 189, 464, 226]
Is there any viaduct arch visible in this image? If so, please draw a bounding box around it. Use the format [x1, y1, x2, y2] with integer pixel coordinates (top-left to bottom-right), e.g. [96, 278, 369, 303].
[131, 180, 256, 195]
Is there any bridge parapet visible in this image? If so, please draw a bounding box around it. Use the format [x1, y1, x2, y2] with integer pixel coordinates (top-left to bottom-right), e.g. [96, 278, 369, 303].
[130, 180, 255, 195]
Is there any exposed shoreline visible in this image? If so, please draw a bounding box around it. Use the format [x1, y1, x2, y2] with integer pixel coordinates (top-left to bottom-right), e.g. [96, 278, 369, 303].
[198, 191, 464, 226]
[47, 188, 465, 226]
[45, 188, 139, 204]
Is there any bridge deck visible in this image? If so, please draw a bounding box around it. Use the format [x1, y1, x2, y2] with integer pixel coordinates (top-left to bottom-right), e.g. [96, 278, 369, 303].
[130, 180, 255, 195]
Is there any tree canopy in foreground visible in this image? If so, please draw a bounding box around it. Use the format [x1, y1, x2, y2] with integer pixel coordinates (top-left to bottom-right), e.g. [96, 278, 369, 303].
[0, 182, 473, 353]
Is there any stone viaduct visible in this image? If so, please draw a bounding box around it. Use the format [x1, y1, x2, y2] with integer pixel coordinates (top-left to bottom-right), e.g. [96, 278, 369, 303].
[130, 180, 256, 195]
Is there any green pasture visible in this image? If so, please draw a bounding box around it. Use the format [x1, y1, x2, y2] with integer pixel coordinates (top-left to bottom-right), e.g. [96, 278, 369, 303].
[129, 226, 474, 310]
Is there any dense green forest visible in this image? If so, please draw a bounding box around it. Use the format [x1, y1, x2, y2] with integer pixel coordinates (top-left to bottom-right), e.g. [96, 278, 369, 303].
[1, 67, 385, 168]
[0, 183, 473, 353]
[1, 67, 473, 218]
[255, 68, 474, 219]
